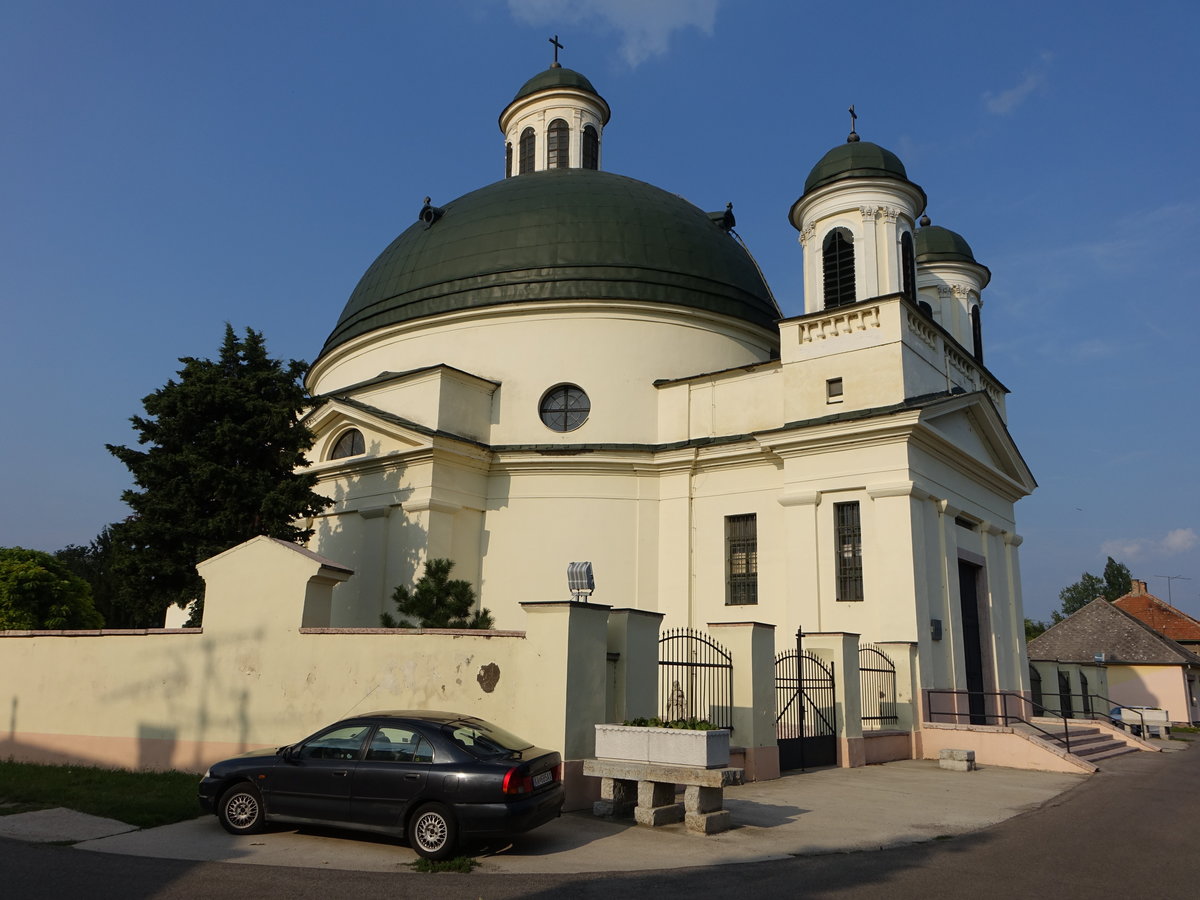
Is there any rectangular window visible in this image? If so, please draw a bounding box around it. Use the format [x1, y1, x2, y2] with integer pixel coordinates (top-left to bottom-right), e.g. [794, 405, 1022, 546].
[826, 377, 844, 403]
[726, 513, 757, 606]
[835, 501, 863, 602]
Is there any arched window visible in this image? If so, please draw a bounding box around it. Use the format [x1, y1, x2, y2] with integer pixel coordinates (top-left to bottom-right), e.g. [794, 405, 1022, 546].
[519, 128, 535, 174]
[539, 384, 590, 432]
[582, 125, 599, 170]
[971, 305, 983, 363]
[900, 231, 916, 302]
[330, 428, 365, 460]
[822, 228, 856, 308]
[505, 142, 513, 178]
[547, 119, 569, 169]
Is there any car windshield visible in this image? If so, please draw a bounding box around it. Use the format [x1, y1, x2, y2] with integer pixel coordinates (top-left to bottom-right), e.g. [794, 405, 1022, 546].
[445, 719, 534, 758]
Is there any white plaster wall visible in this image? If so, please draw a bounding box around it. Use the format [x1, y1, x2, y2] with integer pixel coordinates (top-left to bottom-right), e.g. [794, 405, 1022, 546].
[309, 303, 776, 446]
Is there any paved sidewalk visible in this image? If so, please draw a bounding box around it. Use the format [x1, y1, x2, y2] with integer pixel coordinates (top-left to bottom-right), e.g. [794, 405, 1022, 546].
[39, 759, 1086, 874]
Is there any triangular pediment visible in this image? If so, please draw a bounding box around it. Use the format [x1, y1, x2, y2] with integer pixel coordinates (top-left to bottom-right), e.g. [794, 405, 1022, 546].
[304, 397, 434, 463]
[917, 393, 1037, 495]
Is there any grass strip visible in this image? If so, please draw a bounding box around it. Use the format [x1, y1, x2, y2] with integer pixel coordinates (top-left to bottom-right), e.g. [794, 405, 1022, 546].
[0, 760, 201, 828]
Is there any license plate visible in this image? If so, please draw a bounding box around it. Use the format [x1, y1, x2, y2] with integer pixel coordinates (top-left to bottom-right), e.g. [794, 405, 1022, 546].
[533, 770, 552, 788]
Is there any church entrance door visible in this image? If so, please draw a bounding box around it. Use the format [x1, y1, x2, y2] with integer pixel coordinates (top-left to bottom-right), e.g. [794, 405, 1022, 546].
[958, 560, 988, 725]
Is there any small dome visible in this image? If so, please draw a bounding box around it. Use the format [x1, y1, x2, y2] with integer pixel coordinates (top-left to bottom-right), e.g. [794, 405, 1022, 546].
[504, 66, 611, 126]
[513, 66, 600, 101]
[915, 225, 978, 264]
[319, 169, 779, 357]
[803, 140, 920, 197]
[916, 224, 991, 288]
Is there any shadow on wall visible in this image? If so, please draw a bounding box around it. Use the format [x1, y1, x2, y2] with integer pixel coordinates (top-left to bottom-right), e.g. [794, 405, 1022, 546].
[313, 437, 425, 626]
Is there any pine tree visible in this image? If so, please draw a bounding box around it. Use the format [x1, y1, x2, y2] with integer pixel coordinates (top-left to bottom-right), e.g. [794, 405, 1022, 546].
[381, 558, 494, 629]
[106, 325, 330, 624]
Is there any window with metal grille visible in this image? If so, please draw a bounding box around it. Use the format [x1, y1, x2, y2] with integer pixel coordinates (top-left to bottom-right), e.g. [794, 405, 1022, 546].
[547, 119, 569, 169]
[900, 231, 916, 302]
[822, 228, 855, 308]
[330, 428, 365, 460]
[539, 384, 589, 432]
[726, 513, 758, 606]
[519, 128, 535, 174]
[834, 501, 863, 601]
[505, 142, 512, 178]
[583, 125, 599, 169]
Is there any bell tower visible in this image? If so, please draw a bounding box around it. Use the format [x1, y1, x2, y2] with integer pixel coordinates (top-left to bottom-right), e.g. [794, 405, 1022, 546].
[790, 113, 927, 314]
[499, 38, 611, 177]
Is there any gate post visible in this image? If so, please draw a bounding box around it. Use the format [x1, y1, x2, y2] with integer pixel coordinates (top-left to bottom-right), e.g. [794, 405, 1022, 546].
[804, 632, 865, 768]
[708, 621, 780, 781]
[607, 608, 664, 723]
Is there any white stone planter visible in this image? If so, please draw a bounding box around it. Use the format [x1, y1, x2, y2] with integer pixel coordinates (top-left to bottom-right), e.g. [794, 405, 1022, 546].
[594, 724, 731, 769]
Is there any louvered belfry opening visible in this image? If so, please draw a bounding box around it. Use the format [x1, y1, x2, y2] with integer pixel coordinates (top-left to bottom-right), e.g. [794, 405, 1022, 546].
[519, 127, 535, 174]
[823, 228, 855, 308]
[582, 125, 599, 169]
[547, 119, 569, 169]
[900, 231, 916, 302]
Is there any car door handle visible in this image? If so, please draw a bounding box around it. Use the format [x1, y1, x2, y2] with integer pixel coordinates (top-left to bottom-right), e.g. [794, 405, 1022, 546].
[333, 770, 349, 777]
[404, 773, 419, 781]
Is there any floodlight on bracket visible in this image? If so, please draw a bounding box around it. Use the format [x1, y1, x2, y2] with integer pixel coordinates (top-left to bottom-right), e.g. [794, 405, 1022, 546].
[567, 561, 595, 602]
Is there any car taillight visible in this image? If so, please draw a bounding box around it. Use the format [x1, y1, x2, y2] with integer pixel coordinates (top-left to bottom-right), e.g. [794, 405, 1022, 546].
[552, 763, 562, 782]
[502, 766, 533, 795]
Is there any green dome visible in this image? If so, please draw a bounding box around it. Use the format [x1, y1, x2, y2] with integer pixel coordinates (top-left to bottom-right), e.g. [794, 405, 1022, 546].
[915, 225, 977, 263]
[503, 65, 611, 125]
[803, 140, 922, 198]
[320, 169, 779, 356]
[915, 224, 990, 287]
[513, 65, 600, 101]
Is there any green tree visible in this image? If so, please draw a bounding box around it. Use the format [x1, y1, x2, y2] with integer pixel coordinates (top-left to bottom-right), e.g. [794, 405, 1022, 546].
[55, 524, 147, 628]
[381, 558, 494, 629]
[1024, 618, 1048, 641]
[106, 325, 330, 625]
[0, 547, 104, 630]
[1052, 556, 1133, 623]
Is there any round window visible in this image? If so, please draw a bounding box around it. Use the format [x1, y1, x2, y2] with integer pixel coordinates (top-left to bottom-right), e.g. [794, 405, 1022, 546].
[539, 384, 590, 432]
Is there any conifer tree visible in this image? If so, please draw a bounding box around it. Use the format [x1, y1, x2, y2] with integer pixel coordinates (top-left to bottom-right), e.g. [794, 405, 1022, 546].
[381, 558, 494, 629]
[106, 325, 330, 623]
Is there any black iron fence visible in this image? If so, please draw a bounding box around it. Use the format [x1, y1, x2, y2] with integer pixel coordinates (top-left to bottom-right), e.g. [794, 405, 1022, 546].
[859, 644, 899, 729]
[658, 627, 733, 729]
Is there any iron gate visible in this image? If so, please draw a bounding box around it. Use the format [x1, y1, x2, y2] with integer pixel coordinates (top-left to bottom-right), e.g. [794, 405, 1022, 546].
[658, 628, 733, 729]
[775, 649, 837, 769]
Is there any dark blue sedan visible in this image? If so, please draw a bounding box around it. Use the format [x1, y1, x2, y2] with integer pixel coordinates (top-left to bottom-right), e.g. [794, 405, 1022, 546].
[198, 710, 564, 859]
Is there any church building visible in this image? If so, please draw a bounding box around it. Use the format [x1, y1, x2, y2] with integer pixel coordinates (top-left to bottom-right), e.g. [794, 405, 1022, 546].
[301, 58, 1037, 707]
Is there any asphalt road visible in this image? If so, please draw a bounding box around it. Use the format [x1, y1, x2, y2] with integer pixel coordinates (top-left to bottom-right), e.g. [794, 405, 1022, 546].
[5, 743, 1196, 899]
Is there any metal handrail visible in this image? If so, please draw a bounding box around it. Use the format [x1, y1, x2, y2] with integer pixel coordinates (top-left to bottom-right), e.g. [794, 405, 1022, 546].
[925, 689, 1075, 754]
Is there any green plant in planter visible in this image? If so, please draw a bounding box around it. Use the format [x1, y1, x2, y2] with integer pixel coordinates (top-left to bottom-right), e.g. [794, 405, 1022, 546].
[621, 716, 721, 731]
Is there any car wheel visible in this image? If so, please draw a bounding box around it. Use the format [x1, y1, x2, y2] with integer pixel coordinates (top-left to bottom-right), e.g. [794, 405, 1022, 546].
[218, 782, 265, 835]
[409, 802, 458, 860]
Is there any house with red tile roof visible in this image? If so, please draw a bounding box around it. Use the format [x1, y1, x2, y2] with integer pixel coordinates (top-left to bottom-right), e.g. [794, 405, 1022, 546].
[1028, 596, 1200, 725]
[1114, 580, 1200, 649]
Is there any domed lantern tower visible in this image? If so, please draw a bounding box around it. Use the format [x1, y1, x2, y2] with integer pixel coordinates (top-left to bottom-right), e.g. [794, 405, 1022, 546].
[915, 220, 991, 363]
[498, 39, 611, 177]
[789, 115, 927, 314]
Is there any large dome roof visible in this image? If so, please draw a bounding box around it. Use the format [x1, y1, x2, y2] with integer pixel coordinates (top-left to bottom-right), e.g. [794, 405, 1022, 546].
[513, 65, 600, 102]
[320, 169, 779, 356]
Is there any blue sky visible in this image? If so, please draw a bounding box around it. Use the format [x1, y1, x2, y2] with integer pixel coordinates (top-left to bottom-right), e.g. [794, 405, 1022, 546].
[2, 1, 1197, 622]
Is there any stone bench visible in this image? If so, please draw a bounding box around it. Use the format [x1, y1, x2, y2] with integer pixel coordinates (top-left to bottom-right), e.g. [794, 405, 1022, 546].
[582, 758, 745, 834]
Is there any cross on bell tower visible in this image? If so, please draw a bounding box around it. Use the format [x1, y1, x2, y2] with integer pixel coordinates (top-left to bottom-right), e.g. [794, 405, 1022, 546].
[549, 34, 563, 68]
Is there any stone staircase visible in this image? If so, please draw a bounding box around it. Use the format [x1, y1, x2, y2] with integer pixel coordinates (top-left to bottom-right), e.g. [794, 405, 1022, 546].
[1020, 719, 1139, 762]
